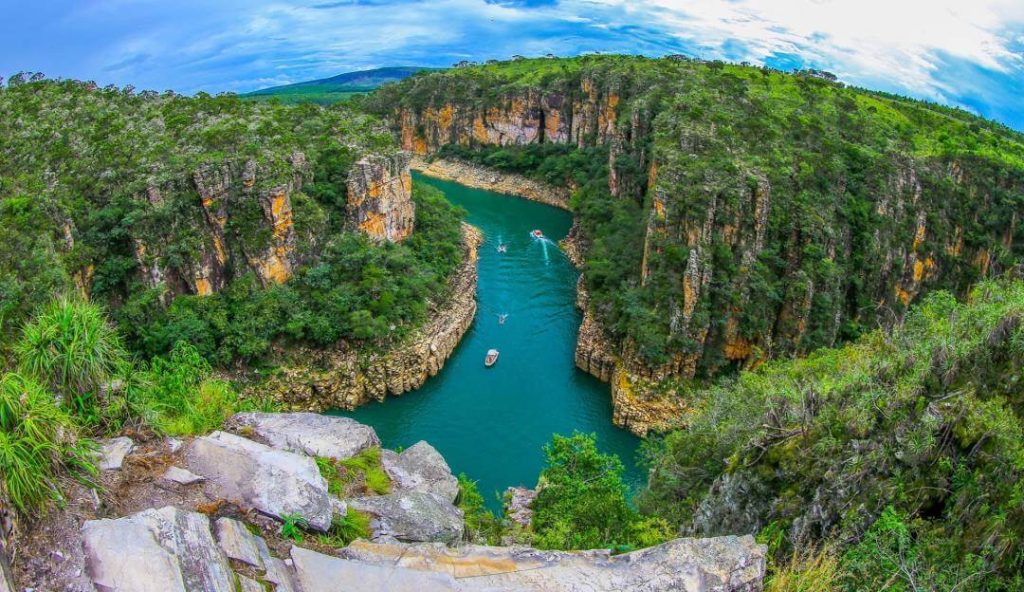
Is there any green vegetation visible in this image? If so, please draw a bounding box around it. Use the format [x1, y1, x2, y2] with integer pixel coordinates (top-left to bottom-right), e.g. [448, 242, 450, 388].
[317, 447, 391, 497]
[456, 474, 505, 544]
[279, 513, 309, 542]
[640, 280, 1024, 589]
[531, 433, 671, 552]
[244, 66, 436, 105]
[317, 507, 373, 547]
[0, 372, 96, 515]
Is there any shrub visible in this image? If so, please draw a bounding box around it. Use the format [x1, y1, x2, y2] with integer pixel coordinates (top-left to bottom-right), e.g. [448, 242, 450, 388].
[15, 296, 126, 422]
[0, 372, 97, 516]
[317, 447, 391, 497]
[531, 432, 667, 551]
[130, 341, 268, 436]
[456, 474, 505, 544]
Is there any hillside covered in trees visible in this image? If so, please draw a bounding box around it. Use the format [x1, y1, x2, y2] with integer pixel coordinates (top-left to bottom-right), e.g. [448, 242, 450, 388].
[370, 54, 1024, 433]
[0, 74, 465, 366]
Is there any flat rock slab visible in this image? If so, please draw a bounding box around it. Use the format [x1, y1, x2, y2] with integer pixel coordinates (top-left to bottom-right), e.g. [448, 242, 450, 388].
[229, 412, 380, 460]
[339, 536, 767, 592]
[347, 491, 464, 545]
[186, 431, 332, 531]
[290, 545, 459, 592]
[215, 517, 262, 568]
[98, 437, 134, 470]
[82, 506, 234, 592]
[382, 441, 459, 503]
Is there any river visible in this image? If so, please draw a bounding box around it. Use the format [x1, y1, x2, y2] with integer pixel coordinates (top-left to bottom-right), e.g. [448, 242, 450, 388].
[338, 174, 643, 510]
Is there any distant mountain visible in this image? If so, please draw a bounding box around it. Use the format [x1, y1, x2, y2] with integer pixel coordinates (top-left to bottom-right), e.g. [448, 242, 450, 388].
[244, 66, 438, 105]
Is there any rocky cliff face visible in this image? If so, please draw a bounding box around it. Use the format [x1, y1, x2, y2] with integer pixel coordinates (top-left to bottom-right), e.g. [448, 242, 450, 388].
[346, 152, 416, 242]
[254, 223, 481, 410]
[373, 57, 1024, 435]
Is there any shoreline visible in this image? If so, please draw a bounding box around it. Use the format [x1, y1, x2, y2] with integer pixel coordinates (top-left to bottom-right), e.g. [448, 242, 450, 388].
[411, 157, 571, 211]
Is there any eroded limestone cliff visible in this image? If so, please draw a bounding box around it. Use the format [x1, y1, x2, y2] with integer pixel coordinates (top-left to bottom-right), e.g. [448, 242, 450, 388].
[255, 223, 482, 410]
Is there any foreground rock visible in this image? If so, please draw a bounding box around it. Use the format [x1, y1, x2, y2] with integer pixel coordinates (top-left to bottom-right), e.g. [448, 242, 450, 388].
[228, 412, 380, 460]
[82, 507, 234, 592]
[347, 491, 465, 545]
[381, 441, 460, 502]
[185, 431, 333, 531]
[331, 536, 765, 591]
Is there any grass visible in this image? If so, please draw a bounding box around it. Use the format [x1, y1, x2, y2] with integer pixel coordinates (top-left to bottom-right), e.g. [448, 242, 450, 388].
[317, 507, 372, 547]
[0, 372, 97, 515]
[766, 548, 840, 592]
[316, 447, 391, 497]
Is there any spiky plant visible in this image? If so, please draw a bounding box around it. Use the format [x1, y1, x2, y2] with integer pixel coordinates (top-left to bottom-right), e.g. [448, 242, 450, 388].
[0, 372, 97, 516]
[15, 296, 126, 419]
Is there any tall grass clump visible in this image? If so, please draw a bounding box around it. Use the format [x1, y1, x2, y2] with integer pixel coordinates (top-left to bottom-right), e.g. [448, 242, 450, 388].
[15, 296, 126, 422]
[0, 372, 96, 516]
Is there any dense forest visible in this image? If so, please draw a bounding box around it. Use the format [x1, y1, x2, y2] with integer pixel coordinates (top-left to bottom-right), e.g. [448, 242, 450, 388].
[372, 55, 1024, 381]
[0, 74, 465, 367]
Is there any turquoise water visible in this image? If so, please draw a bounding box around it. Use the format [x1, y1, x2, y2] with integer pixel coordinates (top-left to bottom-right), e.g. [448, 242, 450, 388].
[339, 174, 642, 510]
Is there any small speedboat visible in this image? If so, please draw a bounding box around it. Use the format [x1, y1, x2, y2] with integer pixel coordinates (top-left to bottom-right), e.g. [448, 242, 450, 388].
[531, 229, 544, 239]
[485, 349, 500, 367]
[498, 313, 508, 325]
[497, 244, 507, 253]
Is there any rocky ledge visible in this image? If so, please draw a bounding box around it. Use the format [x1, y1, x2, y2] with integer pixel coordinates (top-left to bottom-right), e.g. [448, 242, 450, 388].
[7, 412, 766, 592]
[412, 157, 571, 210]
[256, 223, 482, 411]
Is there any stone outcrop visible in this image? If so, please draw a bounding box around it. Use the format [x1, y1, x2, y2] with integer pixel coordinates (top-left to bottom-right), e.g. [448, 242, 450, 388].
[412, 157, 570, 209]
[185, 431, 333, 531]
[333, 536, 765, 591]
[347, 491, 465, 545]
[82, 506, 235, 592]
[504, 486, 537, 527]
[381, 441, 460, 503]
[227, 412, 381, 461]
[346, 152, 416, 242]
[257, 224, 482, 411]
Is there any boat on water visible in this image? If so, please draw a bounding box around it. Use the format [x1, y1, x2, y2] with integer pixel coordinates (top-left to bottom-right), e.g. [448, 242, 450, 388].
[531, 229, 544, 239]
[484, 349, 500, 367]
[497, 244, 507, 253]
[498, 313, 508, 325]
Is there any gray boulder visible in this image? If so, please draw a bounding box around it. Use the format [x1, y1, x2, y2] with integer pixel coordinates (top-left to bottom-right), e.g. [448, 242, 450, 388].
[347, 491, 464, 545]
[229, 412, 380, 460]
[98, 437, 134, 470]
[162, 466, 205, 485]
[381, 441, 459, 502]
[186, 431, 332, 531]
[82, 506, 234, 592]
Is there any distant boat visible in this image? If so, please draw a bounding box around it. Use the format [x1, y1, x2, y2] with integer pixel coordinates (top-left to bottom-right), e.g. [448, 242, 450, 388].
[497, 244, 507, 253]
[531, 229, 544, 239]
[485, 349, 500, 367]
[498, 313, 508, 325]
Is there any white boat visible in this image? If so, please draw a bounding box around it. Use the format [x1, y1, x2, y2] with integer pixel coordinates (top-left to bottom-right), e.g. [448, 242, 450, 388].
[485, 349, 500, 367]
[531, 229, 544, 239]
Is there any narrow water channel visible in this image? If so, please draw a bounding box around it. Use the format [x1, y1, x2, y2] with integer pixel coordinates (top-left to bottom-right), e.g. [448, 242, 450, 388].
[338, 174, 643, 510]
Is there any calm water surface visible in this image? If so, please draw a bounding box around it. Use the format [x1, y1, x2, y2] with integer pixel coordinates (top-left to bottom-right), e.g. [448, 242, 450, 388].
[338, 174, 642, 509]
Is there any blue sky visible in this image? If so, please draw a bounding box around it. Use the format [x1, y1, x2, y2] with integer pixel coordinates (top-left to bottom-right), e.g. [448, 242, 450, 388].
[2, 0, 1023, 130]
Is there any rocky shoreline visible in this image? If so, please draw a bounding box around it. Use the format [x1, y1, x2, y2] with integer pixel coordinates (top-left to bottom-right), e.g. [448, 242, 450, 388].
[253, 223, 482, 412]
[5, 412, 766, 591]
[411, 157, 571, 210]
